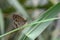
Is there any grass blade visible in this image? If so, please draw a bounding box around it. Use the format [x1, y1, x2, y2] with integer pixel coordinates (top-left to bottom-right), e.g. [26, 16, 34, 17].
[0, 9, 5, 40]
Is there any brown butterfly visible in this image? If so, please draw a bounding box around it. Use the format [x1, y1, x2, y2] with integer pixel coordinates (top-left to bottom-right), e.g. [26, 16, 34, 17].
[12, 14, 26, 28]
[5, 13, 27, 40]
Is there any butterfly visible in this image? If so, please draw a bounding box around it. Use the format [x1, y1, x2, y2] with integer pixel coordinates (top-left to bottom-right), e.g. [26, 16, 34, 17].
[5, 13, 27, 40]
[12, 14, 26, 28]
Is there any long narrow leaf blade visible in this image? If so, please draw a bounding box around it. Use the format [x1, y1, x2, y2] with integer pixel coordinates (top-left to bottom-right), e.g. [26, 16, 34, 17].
[0, 9, 5, 40]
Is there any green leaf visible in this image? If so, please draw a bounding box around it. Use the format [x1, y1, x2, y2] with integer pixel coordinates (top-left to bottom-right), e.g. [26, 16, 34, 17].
[0, 18, 59, 38]
[24, 3, 60, 40]
[0, 9, 5, 40]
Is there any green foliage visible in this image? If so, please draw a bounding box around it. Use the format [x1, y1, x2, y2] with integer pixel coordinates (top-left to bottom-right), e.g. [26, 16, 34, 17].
[0, 0, 60, 40]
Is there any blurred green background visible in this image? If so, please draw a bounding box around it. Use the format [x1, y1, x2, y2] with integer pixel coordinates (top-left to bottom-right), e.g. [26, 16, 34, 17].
[0, 0, 60, 40]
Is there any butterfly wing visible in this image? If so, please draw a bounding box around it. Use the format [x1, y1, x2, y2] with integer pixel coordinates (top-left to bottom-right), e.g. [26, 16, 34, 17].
[5, 14, 26, 40]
